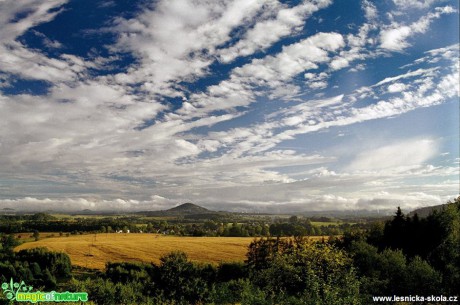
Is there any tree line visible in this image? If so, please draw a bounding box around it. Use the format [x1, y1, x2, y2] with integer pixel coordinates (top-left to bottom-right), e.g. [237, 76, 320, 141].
[0, 213, 366, 237]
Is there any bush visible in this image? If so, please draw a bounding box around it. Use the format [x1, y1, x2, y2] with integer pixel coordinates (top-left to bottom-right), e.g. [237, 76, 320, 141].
[247, 238, 361, 304]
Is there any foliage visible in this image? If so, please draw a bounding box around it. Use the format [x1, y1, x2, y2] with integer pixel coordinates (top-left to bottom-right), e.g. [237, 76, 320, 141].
[0, 211, 367, 238]
[247, 237, 361, 305]
[157, 251, 213, 304]
[0, 243, 72, 299]
[32, 230, 40, 241]
[16, 247, 72, 279]
[344, 196, 460, 300]
[0, 234, 20, 258]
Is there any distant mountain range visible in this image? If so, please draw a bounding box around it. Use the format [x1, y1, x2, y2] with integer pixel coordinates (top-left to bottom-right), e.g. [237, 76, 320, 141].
[1, 202, 446, 218]
[138, 202, 451, 219]
[142, 203, 394, 218]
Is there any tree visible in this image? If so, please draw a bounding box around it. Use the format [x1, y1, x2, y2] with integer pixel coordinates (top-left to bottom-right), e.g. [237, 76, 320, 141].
[31, 262, 41, 277]
[216, 262, 247, 282]
[383, 207, 406, 250]
[0, 234, 20, 257]
[43, 268, 57, 289]
[247, 238, 361, 304]
[146, 223, 153, 233]
[16, 248, 72, 278]
[429, 196, 460, 295]
[405, 256, 442, 294]
[157, 251, 211, 304]
[32, 230, 40, 241]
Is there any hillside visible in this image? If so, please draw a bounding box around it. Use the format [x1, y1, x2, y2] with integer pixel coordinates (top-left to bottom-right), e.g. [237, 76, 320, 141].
[166, 203, 213, 214]
[408, 203, 447, 218]
[142, 202, 222, 217]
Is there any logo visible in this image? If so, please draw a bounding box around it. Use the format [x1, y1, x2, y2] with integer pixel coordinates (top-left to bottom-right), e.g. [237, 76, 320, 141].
[1, 278, 88, 303]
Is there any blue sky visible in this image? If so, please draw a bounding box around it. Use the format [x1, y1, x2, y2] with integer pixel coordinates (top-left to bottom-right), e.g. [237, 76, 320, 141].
[0, 0, 458, 212]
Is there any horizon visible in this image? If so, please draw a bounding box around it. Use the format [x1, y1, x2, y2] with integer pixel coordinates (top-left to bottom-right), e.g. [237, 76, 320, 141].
[0, 200, 442, 216]
[0, 0, 459, 213]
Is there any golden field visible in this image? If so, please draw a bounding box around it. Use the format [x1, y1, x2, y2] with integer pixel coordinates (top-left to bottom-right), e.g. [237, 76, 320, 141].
[15, 234, 255, 269]
[15, 234, 329, 270]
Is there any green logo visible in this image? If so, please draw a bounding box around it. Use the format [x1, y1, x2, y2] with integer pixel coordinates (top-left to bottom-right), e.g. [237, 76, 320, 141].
[1, 278, 88, 303]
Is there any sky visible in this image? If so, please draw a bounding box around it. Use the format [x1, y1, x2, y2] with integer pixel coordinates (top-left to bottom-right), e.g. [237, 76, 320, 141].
[0, 0, 458, 213]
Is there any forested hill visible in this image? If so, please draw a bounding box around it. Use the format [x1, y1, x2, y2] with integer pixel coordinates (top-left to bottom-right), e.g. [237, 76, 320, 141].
[142, 203, 224, 217]
[408, 203, 448, 218]
[166, 203, 213, 214]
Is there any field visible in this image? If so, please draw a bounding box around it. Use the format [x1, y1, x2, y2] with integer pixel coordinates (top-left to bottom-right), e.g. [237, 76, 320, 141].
[311, 221, 347, 226]
[15, 234, 255, 269]
[14, 232, 62, 243]
[15, 234, 328, 270]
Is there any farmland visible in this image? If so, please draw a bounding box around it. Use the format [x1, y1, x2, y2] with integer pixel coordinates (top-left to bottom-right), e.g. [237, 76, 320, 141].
[15, 234, 255, 269]
[15, 233, 329, 269]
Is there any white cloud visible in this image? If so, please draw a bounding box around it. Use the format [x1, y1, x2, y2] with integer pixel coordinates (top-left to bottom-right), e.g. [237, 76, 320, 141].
[330, 57, 350, 70]
[380, 25, 413, 51]
[179, 32, 344, 118]
[201, 44, 458, 160]
[387, 82, 408, 92]
[112, 0, 268, 97]
[32, 30, 63, 49]
[309, 81, 328, 89]
[0, 196, 177, 212]
[362, 0, 378, 20]
[392, 0, 446, 9]
[322, 13, 379, 74]
[354, 193, 442, 211]
[218, 0, 332, 63]
[0, 0, 95, 83]
[304, 72, 330, 89]
[374, 68, 437, 86]
[0, 0, 68, 41]
[0, 43, 88, 82]
[347, 139, 437, 171]
[380, 6, 456, 51]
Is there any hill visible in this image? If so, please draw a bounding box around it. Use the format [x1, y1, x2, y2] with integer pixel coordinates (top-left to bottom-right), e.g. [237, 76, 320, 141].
[166, 202, 213, 214]
[142, 202, 223, 217]
[408, 203, 447, 218]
